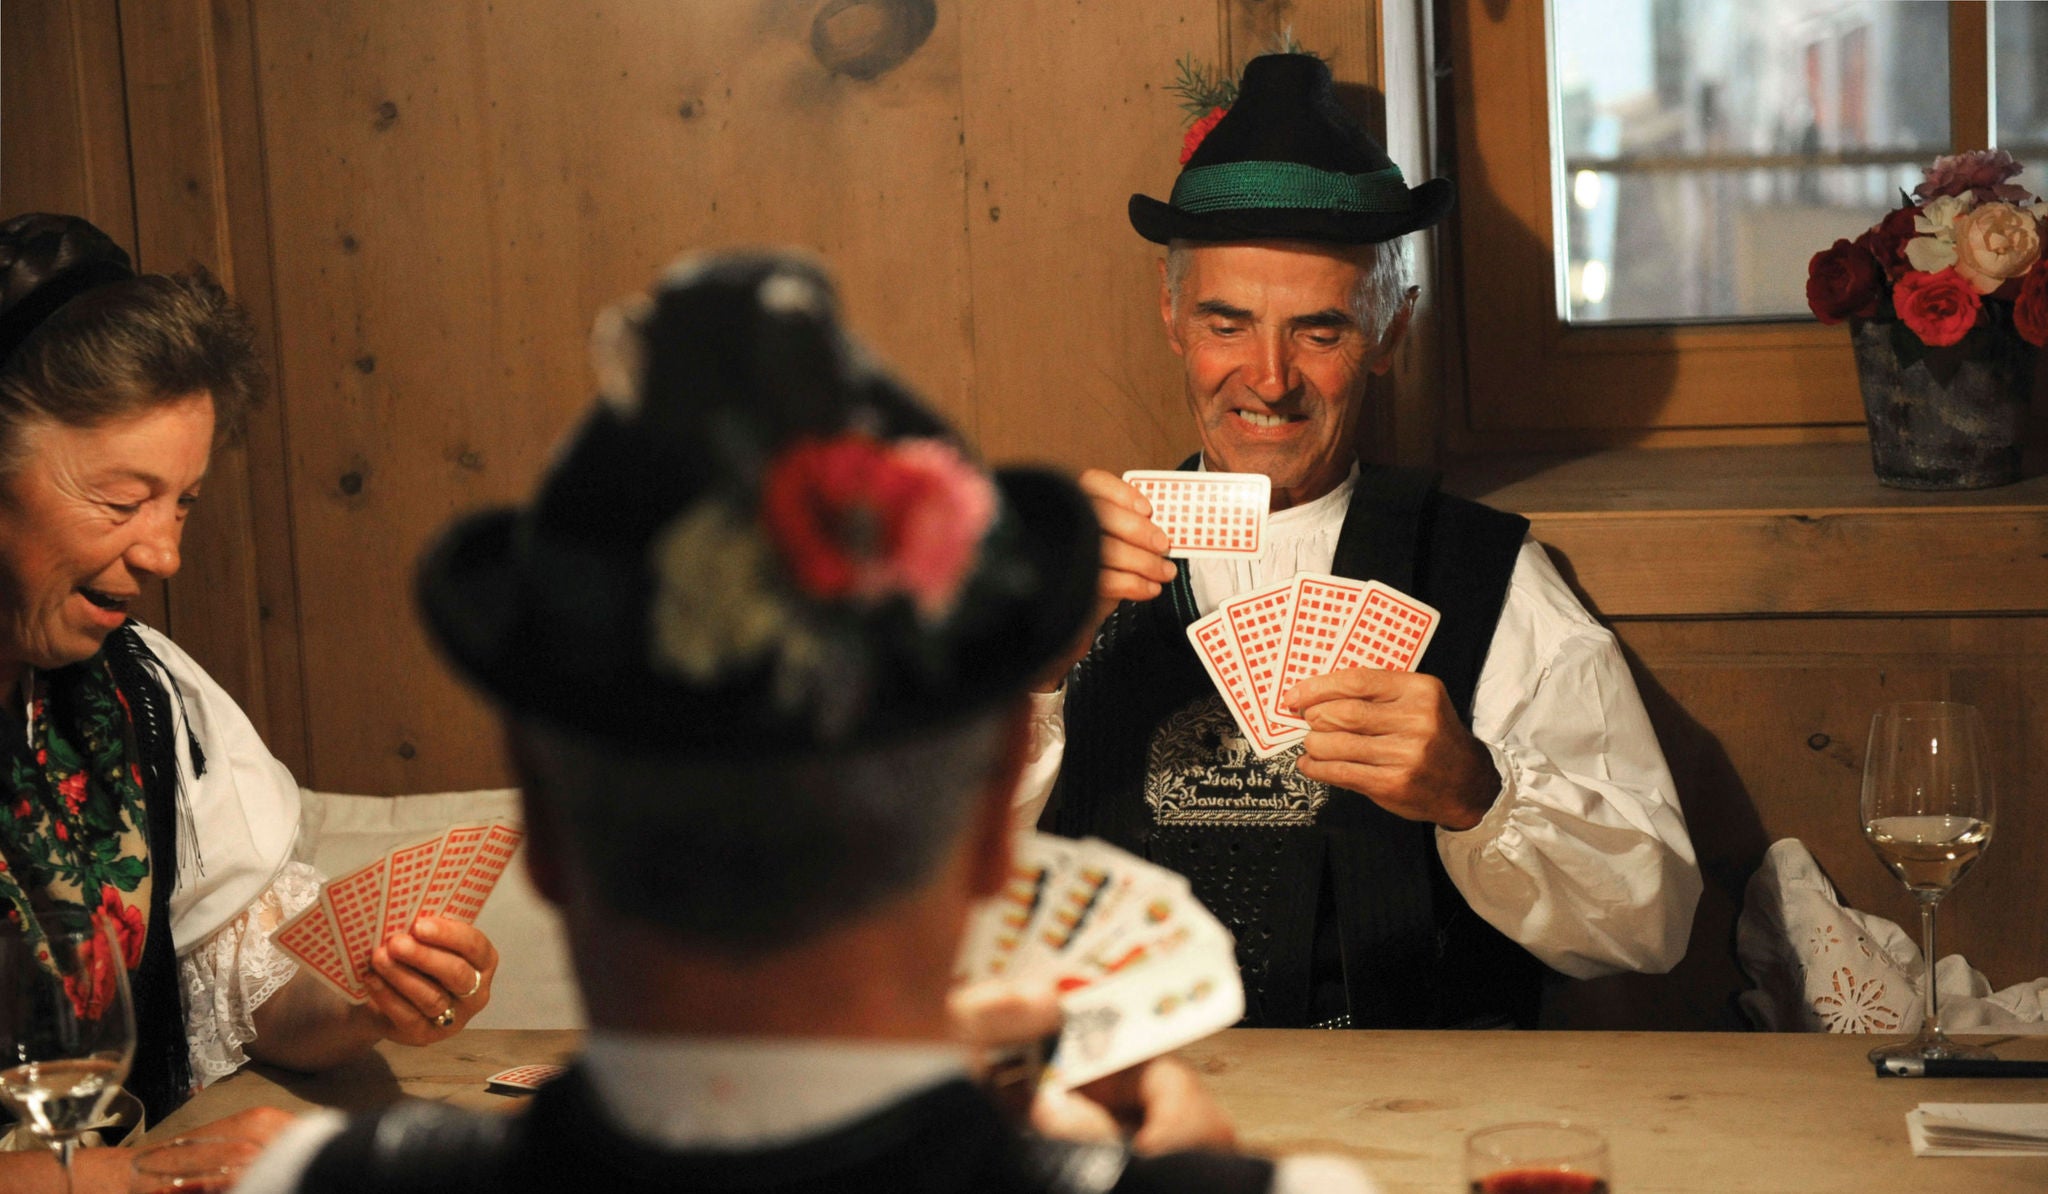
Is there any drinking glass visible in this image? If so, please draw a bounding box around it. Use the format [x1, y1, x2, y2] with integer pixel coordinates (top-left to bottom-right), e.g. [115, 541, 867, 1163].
[1861, 700, 1995, 1063]
[1465, 1121, 1610, 1193]
[131, 1135, 264, 1192]
[0, 913, 136, 1194]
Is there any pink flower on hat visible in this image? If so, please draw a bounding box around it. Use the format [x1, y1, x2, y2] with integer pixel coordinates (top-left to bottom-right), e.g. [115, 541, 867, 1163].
[761, 433, 997, 620]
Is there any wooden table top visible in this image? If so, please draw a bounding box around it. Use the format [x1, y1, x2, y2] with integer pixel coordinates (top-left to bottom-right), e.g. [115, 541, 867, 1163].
[157, 1029, 2048, 1192]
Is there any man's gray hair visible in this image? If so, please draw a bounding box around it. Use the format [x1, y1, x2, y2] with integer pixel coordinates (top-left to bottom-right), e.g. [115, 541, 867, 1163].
[515, 707, 1014, 955]
[1164, 238, 1412, 347]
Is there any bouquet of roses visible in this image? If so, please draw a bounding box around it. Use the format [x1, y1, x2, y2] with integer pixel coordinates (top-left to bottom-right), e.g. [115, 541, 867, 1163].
[1807, 149, 2048, 350]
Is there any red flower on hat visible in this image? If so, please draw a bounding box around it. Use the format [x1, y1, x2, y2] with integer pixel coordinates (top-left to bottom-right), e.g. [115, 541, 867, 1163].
[1180, 105, 1228, 165]
[761, 434, 997, 619]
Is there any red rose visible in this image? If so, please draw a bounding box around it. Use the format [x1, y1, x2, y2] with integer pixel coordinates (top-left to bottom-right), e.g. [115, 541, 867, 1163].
[10, 799, 29, 820]
[54, 821, 68, 841]
[1180, 105, 1228, 165]
[1805, 238, 1886, 323]
[58, 772, 87, 814]
[1893, 268, 1984, 346]
[2016, 262, 2048, 348]
[1855, 207, 1920, 281]
[99, 886, 146, 969]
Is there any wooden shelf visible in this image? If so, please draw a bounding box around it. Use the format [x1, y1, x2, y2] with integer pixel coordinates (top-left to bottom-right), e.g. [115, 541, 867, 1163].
[1444, 445, 2048, 618]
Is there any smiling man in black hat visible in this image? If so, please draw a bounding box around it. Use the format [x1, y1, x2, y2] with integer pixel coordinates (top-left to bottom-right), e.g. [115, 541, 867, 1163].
[1022, 53, 1702, 1031]
[233, 251, 1381, 1194]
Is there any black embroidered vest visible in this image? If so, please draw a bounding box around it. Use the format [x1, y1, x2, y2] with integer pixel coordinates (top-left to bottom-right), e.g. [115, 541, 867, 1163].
[1044, 465, 1547, 1028]
[295, 1069, 1279, 1194]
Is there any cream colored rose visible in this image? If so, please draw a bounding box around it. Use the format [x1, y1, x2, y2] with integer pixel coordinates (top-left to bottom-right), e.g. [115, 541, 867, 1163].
[1905, 194, 1976, 273]
[1949, 202, 2043, 294]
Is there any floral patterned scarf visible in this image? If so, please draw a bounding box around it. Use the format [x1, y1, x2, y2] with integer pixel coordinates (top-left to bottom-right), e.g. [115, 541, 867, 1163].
[0, 625, 193, 1121]
[0, 649, 152, 973]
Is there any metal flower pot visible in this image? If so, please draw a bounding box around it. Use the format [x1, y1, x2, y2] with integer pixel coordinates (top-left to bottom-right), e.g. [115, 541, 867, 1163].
[1850, 318, 2031, 490]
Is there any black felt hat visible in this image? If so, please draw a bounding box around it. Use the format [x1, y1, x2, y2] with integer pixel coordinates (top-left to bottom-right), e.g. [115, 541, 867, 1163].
[1129, 53, 1455, 245]
[416, 252, 1099, 754]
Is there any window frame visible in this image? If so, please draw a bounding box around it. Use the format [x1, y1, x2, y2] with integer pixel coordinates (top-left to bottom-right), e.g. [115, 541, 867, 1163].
[1444, 0, 1997, 449]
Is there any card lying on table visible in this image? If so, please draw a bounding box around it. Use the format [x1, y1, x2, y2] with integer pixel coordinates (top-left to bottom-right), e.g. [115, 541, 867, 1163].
[1121, 471, 1270, 559]
[1186, 573, 1441, 758]
[275, 821, 525, 1004]
[956, 832, 1243, 1092]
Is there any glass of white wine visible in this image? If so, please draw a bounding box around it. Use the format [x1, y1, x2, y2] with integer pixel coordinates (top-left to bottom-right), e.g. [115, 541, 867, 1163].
[1861, 700, 1995, 1064]
[0, 912, 136, 1193]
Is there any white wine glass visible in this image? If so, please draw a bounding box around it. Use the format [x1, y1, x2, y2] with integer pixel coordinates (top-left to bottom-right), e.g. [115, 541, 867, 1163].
[1861, 700, 1995, 1064]
[0, 912, 137, 1193]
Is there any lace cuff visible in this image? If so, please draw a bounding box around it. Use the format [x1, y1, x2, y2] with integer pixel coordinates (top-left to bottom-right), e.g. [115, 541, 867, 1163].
[179, 860, 324, 1086]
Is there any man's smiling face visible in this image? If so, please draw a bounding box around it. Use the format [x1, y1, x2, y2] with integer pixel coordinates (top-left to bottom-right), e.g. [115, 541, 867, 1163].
[1161, 240, 1396, 511]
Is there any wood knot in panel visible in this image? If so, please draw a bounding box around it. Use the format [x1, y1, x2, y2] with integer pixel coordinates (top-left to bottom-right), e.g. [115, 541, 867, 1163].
[809, 0, 936, 81]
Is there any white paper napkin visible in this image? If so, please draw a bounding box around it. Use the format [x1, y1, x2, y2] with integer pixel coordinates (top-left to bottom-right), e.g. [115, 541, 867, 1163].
[1908, 1103, 2048, 1157]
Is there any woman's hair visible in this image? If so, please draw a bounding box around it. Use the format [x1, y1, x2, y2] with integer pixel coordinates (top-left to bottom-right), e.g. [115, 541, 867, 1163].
[0, 213, 265, 472]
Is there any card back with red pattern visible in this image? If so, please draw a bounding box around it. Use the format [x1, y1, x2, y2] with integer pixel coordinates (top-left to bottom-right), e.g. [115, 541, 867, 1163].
[1121, 471, 1269, 558]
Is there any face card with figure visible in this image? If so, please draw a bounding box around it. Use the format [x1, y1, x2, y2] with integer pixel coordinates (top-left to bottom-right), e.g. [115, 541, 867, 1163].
[1120, 471, 1270, 558]
[1041, 913, 1243, 1092]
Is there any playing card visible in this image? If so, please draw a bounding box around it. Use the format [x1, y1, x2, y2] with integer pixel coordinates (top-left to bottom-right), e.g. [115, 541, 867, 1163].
[1121, 470, 1269, 559]
[1267, 573, 1369, 731]
[439, 822, 525, 925]
[1186, 608, 1295, 758]
[955, 835, 1077, 981]
[415, 823, 491, 921]
[1042, 915, 1243, 1092]
[275, 897, 365, 1004]
[485, 1064, 568, 1093]
[321, 854, 389, 990]
[1330, 582, 1439, 675]
[380, 833, 445, 945]
[1215, 578, 1305, 751]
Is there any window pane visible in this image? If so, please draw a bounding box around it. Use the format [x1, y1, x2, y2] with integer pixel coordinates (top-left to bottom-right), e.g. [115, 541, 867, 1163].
[1995, 0, 2048, 199]
[1552, 0, 1951, 324]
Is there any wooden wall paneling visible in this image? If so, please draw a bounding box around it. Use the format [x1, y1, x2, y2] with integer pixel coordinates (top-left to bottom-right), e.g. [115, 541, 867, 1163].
[252, 1, 975, 792]
[117, 0, 307, 773]
[959, 2, 1215, 474]
[0, 0, 167, 631]
[1547, 618, 2048, 1030]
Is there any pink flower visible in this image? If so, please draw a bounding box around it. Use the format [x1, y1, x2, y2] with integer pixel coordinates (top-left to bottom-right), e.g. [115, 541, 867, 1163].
[1914, 149, 2030, 203]
[761, 434, 997, 620]
[1893, 268, 1983, 347]
[1180, 106, 1228, 165]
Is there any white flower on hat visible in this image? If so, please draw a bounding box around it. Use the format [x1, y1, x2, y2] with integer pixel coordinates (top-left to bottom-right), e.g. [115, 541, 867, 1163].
[589, 294, 653, 417]
[758, 270, 825, 319]
[647, 504, 819, 686]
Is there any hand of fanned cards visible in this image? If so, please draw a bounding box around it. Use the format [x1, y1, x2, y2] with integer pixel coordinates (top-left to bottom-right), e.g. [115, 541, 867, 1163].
[1187, 572, 1440, 759]
[274, 821, 525, 1004]
[955, 832, 1244, 1091]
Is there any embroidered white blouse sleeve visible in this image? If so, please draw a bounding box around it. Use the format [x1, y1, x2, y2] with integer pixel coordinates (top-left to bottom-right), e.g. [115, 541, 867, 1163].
[130, 624, 316, 1086]
[1009, 687, 1067, 830]
[1437, 538, 1702, 978]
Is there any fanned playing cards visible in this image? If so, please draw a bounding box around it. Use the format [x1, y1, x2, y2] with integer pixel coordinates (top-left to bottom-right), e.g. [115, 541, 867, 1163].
[275, 821, 525, 1004]
[1121, 471, 1270, 558]
[956, 832, 1244, 1092]
[1187, 573, 1440, 758]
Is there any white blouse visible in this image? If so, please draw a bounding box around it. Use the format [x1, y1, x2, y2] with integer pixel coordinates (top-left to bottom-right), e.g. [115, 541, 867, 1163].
[1012, 471, 1703, 980]
[130, 625, 313, 1086]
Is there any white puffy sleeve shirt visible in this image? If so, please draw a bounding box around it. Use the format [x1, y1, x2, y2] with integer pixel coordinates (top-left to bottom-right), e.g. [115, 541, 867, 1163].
[1011, 477, 1701, 979]
[131, 624, 319, 1085]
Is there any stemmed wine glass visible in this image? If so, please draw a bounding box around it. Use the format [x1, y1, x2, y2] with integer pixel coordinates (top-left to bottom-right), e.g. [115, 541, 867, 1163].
[1860, 700, 1995, 1064]
[0, 911, 136, 1192]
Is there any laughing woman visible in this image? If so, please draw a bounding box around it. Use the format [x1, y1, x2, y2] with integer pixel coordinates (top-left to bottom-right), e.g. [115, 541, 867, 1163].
[0, 214, 500, 1135]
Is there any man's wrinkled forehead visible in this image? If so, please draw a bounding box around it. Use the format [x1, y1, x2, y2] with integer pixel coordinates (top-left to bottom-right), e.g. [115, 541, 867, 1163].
[1170, 240, 1371, 312]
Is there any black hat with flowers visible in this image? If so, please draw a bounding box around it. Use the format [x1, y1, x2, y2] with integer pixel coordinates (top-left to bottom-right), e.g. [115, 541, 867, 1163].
[415, 252, 1099, 753]
[1129, 52, 1455, 245]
